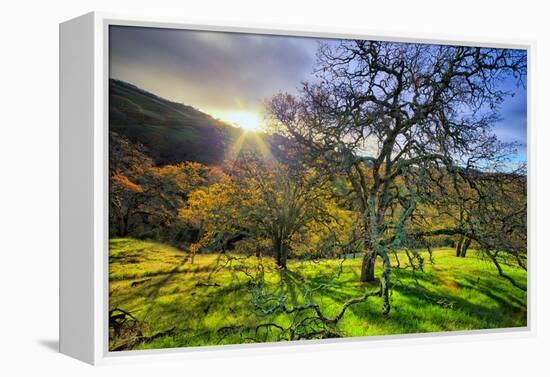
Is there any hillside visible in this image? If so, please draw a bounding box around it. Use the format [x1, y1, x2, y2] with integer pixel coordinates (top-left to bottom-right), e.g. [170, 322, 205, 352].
[109, 238, 527, 350]
[110, 79, 252, 165]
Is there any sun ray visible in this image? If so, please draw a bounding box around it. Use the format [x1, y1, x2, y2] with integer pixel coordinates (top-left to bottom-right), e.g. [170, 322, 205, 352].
[228, 130, 247, 160]
[251, 132, 274, 160]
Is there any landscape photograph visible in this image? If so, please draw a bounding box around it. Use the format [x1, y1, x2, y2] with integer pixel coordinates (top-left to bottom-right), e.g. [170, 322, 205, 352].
[108, 25, 528, 351]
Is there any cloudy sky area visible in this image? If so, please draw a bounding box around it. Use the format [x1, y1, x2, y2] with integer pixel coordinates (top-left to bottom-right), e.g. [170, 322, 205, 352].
[109, 26, 527, 161]
[110, 26, 320, 126]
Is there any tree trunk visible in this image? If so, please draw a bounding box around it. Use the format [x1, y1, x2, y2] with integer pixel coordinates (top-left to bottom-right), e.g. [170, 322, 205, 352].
[360, 220, 376, 282]
[460, 238, 471, 257]
[455, 236, 464, 257]
[360, 250, 376, 282]
[273, 238, 288, 269]
[119, 213, 129, 237]
[279, 250, 287, 269]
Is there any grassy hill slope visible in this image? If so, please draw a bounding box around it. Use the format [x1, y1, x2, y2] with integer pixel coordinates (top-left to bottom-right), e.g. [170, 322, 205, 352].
[110, 79, 244, 165]
[109, 238, 527, 351]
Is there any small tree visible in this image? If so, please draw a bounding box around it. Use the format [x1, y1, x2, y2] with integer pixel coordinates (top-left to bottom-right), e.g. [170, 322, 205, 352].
[426, 167, 527, 288]
[181, 157, 339, 268]
[110, 132, 210, 238]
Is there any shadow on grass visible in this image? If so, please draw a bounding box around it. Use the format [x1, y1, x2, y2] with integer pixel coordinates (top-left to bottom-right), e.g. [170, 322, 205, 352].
[457, 276, 525, 308]
[110, 255, 191, 319]
[384, 272, 527, 332]
[110, 249, 527, 349]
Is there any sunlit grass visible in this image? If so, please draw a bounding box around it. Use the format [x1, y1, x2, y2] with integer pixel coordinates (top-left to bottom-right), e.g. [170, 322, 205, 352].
[109, 238, 527, 351]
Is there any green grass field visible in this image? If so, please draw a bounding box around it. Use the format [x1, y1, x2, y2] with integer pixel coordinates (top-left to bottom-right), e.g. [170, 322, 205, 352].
[109, 238, 527, 351]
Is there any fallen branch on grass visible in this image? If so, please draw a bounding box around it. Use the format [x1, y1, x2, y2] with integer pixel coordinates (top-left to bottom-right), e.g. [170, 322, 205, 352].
[130, 278, 151, 287]
[111, 327, 177, 351]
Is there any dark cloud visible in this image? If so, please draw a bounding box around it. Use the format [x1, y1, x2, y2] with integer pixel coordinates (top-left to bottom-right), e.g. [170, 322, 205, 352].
[109, 26, 319, 114]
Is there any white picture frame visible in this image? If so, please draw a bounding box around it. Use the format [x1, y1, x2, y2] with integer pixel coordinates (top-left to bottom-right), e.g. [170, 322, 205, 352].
[59, 11, 535, 365]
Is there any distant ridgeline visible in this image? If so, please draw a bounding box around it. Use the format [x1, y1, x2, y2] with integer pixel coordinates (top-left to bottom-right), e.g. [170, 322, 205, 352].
[109, 79, 283, 166]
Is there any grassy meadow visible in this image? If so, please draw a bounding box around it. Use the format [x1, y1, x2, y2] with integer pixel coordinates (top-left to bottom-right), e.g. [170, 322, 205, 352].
[109, 238, 527, 351]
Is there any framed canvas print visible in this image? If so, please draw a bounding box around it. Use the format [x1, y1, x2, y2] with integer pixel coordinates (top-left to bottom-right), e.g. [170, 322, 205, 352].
[60, 12, 532, 365]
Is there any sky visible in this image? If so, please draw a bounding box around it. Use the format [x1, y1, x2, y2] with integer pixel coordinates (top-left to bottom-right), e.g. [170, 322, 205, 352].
[109, 26, 320, 129]
[109, 26, 527, 161]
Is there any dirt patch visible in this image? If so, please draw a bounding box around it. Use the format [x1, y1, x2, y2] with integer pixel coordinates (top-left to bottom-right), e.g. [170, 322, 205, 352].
[437, 273, 459, 290]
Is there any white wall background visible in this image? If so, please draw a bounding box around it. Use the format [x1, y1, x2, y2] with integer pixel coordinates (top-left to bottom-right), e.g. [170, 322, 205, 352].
[1, 0, 548, 375]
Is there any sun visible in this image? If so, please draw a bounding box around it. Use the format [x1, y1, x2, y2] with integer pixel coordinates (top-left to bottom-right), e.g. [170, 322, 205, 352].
[223, 111, 262, 132]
